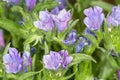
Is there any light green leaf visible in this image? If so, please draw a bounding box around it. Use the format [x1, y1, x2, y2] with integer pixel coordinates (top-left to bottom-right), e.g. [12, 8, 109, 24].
[44, 42, 49, 54]
[70, 54, 96, 66]
[18, 69, 43, 80]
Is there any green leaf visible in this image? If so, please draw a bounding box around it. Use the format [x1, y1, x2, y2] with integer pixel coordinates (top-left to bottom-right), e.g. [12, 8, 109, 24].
[85, 34, 98, 46]
[18, 69, 43, 80]
[3, 43, 11, 55]
[69, 54, 96, 66]
[0, 19, 27, 39]
[90, 1, 113, 11]
[7, 74, 17, 79]
[24, 34, 43, 46]
[44, 42, 49, 54]
[33, 1, 58, 12]
[60, 65, 78, 80]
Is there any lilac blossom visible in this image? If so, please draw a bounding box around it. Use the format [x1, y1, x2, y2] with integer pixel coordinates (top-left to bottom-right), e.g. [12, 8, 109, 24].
[59, 50, 73, 69]
[43, 50, 73, 70]
[3, 0, 19, 4]
[52, 0, 66, 14]
[3, 48, 23, 73]
[25, 0, 36, 11]
[43, 51, 62, 70]
[34, 10, 54, 31]
[83, 6, 104, 30]
[107, 6, 120, 27]
[22, 52, 32, 72]
[76, 37, 88, 53]
[63, 30, 77, 45]
[52, 9, 71, 32]
[0, 30, 5, 48]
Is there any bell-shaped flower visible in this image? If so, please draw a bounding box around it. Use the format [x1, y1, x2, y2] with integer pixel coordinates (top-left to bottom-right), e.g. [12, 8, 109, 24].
[34, 10, 54, 31]
[22, 52, 32, 72]
[59, 50, 73, 69]
[107, 6, 120, 27]
[52, 9, 71, 32]
[25, 0, 36, 11]
[43, 50, 73, 70]
[63, 30, 77, 45]
[83, 6, 104, 30]
[76, 37, 88, 53]
[3, 48, 23, 73]
[43, 51, 62, 70]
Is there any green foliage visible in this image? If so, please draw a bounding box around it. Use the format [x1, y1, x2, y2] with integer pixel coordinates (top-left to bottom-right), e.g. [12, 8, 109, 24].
[0, 0, 120, 80]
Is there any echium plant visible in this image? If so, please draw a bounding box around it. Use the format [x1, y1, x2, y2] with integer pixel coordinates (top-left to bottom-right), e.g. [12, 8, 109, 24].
[1, 0, 120, 80]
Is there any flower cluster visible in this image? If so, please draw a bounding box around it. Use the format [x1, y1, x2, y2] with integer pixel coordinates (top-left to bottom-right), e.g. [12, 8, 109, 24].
[43, 50, 73, 70]
[3, 48, 32, 73]
[34, 9, 71, 32]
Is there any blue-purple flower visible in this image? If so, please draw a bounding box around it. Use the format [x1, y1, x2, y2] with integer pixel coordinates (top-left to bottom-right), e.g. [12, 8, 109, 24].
[83, 6, 104, 30]
[63, 30, 77, 45]
[0, 30, 5, 48]
[3, 48, 23, 73]
[22, 52, 32, 72]
[25, 0, 36, 11]
[3, 48, 32, 73]
[76, 37, 88, 53]
[34, 10, 54, 31]
[85, 28, 97, 38]
[59, 50, 73, 69]
[43, 51, 62, 70]
[107, 6, 120, 27]
[52, 0, 66, 14]
[52, 9, 71, 32]
[3, 0, 19, 4]
[43, 50, 72, 70]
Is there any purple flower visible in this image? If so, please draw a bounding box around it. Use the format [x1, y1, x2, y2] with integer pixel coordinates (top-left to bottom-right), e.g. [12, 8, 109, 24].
[25, 0, 36, 11]
[0, 30, 5, 48]
[52, 9, 71, 32]
[85, 28, 97, 38]
[3, 0, 19, 4]
[3, 48, 23, 73]
[52, 7, 60, 15]
[22, 52, 32, 72]
[117, 70, 120, 80]
[63, 30, 77, 45]
[43, 51, 62, 70]
[59, 50, 73, 69]
[76, 37, 88, 53]
[34, 10, 54, 31]
[83, 6, 104, 30]
[55, 0, 66, 9]
[52, 0, 66, 14]
[43, 50, 73, 70]
[107, 6, 120, 27]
